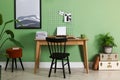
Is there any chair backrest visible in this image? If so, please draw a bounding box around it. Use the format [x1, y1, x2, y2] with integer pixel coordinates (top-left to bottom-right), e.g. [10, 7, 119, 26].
[46, 37, 67, 55]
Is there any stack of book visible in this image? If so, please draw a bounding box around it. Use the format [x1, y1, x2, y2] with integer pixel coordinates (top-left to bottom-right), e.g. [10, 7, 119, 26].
[99, 53, 120, 70]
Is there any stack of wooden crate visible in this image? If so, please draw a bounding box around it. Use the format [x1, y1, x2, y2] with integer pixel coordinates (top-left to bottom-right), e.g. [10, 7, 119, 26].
[99, 53, 120, 70]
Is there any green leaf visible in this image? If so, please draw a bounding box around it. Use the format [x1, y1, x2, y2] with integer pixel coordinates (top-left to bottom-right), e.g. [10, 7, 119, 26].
[0, 14, 3, 25]
[5, 30, 14, 38]
[4, 20, 14, 25]
[4, 19, 23, 28]
[9, 38, 24, 48]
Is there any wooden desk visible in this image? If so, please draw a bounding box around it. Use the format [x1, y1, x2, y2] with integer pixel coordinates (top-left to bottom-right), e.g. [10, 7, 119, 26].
[34, 38, 89, 74]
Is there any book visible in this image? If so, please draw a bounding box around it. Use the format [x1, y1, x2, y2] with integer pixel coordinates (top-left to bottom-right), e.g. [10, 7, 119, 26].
[12, 47, 20, 50]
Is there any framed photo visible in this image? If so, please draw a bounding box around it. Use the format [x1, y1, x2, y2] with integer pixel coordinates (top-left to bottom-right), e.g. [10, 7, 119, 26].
[14, 0, 41, 29]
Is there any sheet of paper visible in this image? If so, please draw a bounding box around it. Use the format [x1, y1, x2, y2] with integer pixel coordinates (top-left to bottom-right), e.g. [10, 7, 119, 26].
[57, 27, 66, 35]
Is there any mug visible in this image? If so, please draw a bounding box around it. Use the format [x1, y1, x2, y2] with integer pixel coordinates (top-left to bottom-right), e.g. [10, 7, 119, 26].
[81, 34, 86, 38]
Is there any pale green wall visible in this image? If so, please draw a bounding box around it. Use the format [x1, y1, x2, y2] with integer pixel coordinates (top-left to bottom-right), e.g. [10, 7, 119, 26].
[0, 0, 120, 62]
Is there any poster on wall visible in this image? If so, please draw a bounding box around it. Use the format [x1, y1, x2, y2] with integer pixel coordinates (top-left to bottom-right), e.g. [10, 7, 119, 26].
[14, 0, 41, 29]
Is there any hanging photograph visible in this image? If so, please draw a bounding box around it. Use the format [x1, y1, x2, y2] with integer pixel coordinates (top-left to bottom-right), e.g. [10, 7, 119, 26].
[14, 0, 41, 29]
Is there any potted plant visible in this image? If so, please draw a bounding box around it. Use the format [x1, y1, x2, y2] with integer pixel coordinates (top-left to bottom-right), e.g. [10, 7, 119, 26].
[0, 14, 23, 51]
[0, 14, 23, 76]
[97, 32, 117, 54]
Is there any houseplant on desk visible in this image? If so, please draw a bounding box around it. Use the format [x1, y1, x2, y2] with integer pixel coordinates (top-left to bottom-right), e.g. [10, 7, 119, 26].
[97, 32, 117, 54]
[0, 14, 23, 51]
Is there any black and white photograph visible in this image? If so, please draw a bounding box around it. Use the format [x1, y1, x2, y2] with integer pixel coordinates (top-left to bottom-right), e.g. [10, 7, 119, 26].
[14, 0, 41, 29]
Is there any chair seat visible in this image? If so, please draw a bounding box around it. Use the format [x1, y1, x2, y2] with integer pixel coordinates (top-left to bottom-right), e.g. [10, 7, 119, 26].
[50, 53, 70, 59]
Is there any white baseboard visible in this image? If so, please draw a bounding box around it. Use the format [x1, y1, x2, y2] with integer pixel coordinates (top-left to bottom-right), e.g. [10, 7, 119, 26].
[0, 62, 93, 68]
[0, 62, 89, 69]
[39, 62, 85, 68]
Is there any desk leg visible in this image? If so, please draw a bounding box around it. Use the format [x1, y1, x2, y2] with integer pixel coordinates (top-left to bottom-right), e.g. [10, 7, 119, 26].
[37, 45, 41, 68]
[34, 41, 40, 74]
[83, 41, 89, 73]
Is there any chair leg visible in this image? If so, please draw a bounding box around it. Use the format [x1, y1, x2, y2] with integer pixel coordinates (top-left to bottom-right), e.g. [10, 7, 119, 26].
[48, 59, 54, 77]
[12, 58, 14, 72]
[19, 58, 24, 71]
[5, 58, 9, 71]
[54, 59, 57, 73]
[62, 59, 66, 78]
[14, 58, 17, 69]
[67, 57, 71, 74]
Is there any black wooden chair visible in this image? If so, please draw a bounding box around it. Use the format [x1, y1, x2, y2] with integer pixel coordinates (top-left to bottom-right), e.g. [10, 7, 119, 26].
[46, 37, 71, 78]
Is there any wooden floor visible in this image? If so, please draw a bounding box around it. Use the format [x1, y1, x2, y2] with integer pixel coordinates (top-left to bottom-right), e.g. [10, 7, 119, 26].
[2, 68, 120, 80]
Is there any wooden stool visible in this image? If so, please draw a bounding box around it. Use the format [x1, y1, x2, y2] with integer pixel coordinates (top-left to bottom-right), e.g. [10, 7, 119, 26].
[5, 47, 24, 72]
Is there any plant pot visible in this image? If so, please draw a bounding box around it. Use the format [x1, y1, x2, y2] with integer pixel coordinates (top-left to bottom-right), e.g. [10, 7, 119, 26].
[104, 46, 113, 54]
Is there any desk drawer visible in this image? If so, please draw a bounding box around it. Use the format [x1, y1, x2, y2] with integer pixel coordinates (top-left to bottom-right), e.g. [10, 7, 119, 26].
[99, 61, 120, 70]
[100, 53, 118, 61]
